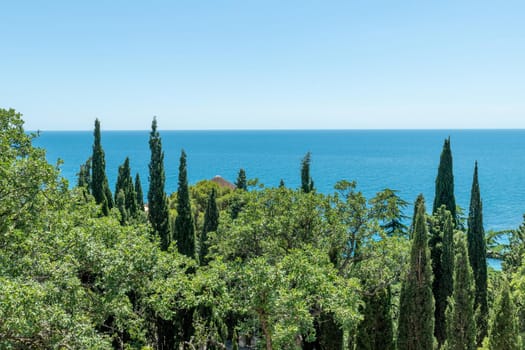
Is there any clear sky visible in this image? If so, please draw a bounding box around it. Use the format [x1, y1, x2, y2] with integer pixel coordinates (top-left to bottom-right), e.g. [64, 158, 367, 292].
[2, 0, 525, 130]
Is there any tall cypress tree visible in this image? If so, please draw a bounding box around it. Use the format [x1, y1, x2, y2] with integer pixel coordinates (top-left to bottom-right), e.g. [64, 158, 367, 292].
[488, 280, 522, 350]
[433, 137, 456, 222]
[115, 157, 138, 222]
[397, 195, 435, 350]
[91, 119, 113, 215]
[173, 149, 196, 258]
[199, 188, 219, 265]
[235, 168, 247, 191]
[300, 152, 314, 193]
[467, 162, 488, 345]
[135, 173, 144, 211]
[148, 117, 171, 251]
[431, 206, 455, 346]
[356, 287, 394, 350]
[444, 236, 476, 350]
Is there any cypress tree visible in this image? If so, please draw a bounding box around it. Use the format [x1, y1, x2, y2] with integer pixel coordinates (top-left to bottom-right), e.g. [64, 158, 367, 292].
[115, 157, 138, 222]
[173, 149, 196, 258]
[431, 206, 455, 346]
[356, 287, 394, 350]
[135, 173, 144, 211]
[91, 119, 113, 215]
[199, 188, 219, 265]
[397, 194, 435, 350]
[115, 189, 128, 224]
[279, 179, 285, 188]
[467, 162, 488, 344]
[488, 280, 521, 350]
[433, 137, 457, 223]
[77, 157, 92, 191]
[300, 152, 314, 193]
[235, 168, 247, 191]
[409, 194, 424, 238]
[444, 236, 476, 350]
[147, 117, 171, 251]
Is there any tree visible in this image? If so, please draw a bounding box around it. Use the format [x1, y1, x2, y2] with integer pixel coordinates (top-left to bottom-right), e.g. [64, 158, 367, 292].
[369, 188, 409, 236]
[487, 280, 521, 350]
[279, 179, 285, 188]
[147, 117, 170, 251]
[235, 168, 247, 191]
[115, 157, 138, 223]
[467, 162, 488, 344]
[430, 206, 455, 346]
[200, 188, 219, 265]
[135, 173, 144, 211]
[301, 152, 314, 193]
[173, 149, 196, 259]
[397, 195, 435, 350]
[355, 287, 394, 350]
[444, 236, 476, 350]
[77, 157, 92, 191]
[91, 119, 113, 215]
[433, 137, 456, 223]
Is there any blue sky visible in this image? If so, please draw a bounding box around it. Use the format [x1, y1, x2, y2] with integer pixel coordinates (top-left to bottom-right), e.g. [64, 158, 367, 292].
[2, 1, 524, 130]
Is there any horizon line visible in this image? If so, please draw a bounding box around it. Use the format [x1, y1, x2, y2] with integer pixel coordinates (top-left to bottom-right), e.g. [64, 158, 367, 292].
[28, 127, 525, 132]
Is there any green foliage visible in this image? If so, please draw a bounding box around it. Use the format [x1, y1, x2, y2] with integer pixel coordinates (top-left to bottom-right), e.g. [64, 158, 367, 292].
[301, 151, 314, 193]
[488, 280, 521, 350]
[200, 188, 219, 265]
[115, 157, 139, 224]
[433, 137, 457, 224]
[135, 172, 144, 210]
[430, 205, 455, 346]
[173, 149, 196, 259]
[355, 287, 394, 350]
[91, 119, 113, 215]
[77, 156, 92, 191]
[235, 168, 247, 190]
[232, 248, 361, 350]
[503, 218, 525, 273]
[147, 117, 171, 251]
[467, 162, 488, 344]
[397, 195, 435, 350]
[369, 188, 409, 236]
[444, 236, 476, 350]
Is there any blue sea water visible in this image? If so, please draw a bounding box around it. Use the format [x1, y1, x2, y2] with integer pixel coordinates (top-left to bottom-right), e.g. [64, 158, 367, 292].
[33, 130, 525, 234]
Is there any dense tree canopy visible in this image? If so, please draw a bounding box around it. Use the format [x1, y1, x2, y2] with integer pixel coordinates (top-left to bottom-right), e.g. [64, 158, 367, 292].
[2, 109, 522, 350]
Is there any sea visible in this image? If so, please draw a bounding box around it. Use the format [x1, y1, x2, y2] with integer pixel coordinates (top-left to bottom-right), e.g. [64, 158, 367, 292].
[33, 130, 525, 268]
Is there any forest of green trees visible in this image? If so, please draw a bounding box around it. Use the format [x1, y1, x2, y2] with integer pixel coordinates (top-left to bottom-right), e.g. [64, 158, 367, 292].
[2, 107, 525, 350]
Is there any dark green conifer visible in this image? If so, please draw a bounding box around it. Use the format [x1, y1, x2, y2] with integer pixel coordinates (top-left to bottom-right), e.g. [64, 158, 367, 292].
[430, 206, 455, 346]
[300, 152, 314, 193]
[135, 173, 144, 211]
[444, 236, 476, 350]
[488, 280, 521, 350]
[91, 119, 113, 215]
[397, 194, 435, 350]
[115, 189, 128, 224]
[467, 162, 488, 344]
[147, 117, 171, 251]
[433, 137, 457, 223]
[279, 179, 285, 188]
[77, 157, 92, 191]
[115, 157, 138, 223]
[199, 188, 219, 265]
[409, 194, 424, 238]
[235, 168, 247, 191]
[173, 149, 196, 258]
[356, 287, 394, 350]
